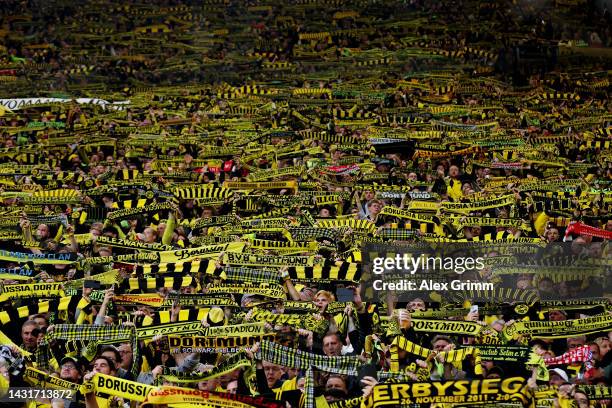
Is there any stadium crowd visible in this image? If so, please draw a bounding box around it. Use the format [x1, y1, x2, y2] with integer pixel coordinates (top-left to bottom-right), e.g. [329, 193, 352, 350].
[0, 0, 610, 407]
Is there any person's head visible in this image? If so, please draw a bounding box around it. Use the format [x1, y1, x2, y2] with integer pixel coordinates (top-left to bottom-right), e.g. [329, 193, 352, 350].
[407, 298, 426, 311]
[262, 361, 284, 388]
[296, 376, 306, 393]
[90, 222, 103, 237]
[201, 207, 214, 218]
[548, 309, 567, 321]
[313, 290, 335, 311]
[100, 346, 121, 369]
[545, 228, 560, 242]
[574, 391, 589, 408]
[299, 286, 316, 302]
[491, 319, 505, 332]
[226, 379, 238, 394]
[366, 199, 383, 217]
[363, 190, 375, 201]
[461, 182, 474, 195]
[97, 246, 112, 257]
[432, 335, 452, 352]
[324, 375, 348, 401]
[594, 337, 611, 358]
[117, 343, 133, 371]
[465, 226, 481, 238]
[322, 332, 343, 357]
[157, 222, 167, 237]
[101, 195, 114, 208]
[21, 320, 39, 350]
[142, 227, 157, 243]
[571, 237, 587, 255]
[197, 378, 220, 391]
[548, 368, 569, 386]
[567, 336, 586, 350]
[559, 383, 573, 398]
[31, 314, 49, 333]
[588, 342, 600, 362]
[92, 356, 116, 376]
[325, 375, 348, 393]
[35, 224, 50, 240]
[587, 242, 602, 258]
[60, 357, 83, 383]
[319, 207, 331, 218]
[537, 277, 554, 293]
[448, 165, 460, 178]
[516, 274, 533, 290]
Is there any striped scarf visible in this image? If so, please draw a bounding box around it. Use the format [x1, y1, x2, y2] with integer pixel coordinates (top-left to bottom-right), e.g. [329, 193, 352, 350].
[37, 324, 138, 377]
[119, 276, 195, 292]
[256, 340, 362, 408]
[224, 266, 280, 284]
[287, 262, 361, 283]
[544, 345, 593, 367]
[287, 227, 343, 242]
[136, 259, 219, 276]
[390, 336, 482, 375]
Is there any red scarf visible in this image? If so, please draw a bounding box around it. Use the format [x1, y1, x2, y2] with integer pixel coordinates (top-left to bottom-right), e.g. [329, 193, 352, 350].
[544, 345, 593, 368]
[564, 222, 612, 240]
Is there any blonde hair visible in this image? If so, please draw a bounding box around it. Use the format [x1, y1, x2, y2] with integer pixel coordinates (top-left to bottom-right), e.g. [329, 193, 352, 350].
[314, 290, 335, 302]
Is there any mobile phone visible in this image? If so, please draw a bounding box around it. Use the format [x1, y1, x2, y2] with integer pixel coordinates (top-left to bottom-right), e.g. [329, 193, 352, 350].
[84, 280, 101, 289]
[470, 305, 479, 314]
[336, 288, 354, 302]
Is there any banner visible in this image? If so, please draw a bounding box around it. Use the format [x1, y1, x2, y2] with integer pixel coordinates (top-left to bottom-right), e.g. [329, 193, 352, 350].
[168, 333, 275, 354]
[24, 367, 81, 391]
[141, 387, 276, 408]
[159, 242, 245, 263]
[223, 252, 319, 267]
[0, 282, 65, 302]
[86, 373, 154, 402]
[112, 294, 164, 307]
[136, 321, 204, 339]
[410, 319, 484, 336]
[468, 346, 531, 362]
[95, 236, 174, 251]
[223, 181, 298, 191]
[503, 314, 612, 339]
[363, 378, 533, 407]
[0, 249, 77, 264]
[0, 98, 129, 110]
[205, 283, 286, 299]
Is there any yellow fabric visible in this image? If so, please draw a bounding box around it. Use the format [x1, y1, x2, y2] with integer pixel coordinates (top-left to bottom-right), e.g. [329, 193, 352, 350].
[0, 373, 9, 398]
[0, 329, 32, 357]
[315, 395, 330, 408]
[446, 178, 463, 201]
[534, 211, 549, 236]
[281, 376, 298, 391]
[95, 394, 110, 408]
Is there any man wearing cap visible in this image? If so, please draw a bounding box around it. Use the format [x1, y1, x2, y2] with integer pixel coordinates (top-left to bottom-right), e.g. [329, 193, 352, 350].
[57, 356, 86, 408]
[59, 356, 83, 384]
[548, 368, 569, 386]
